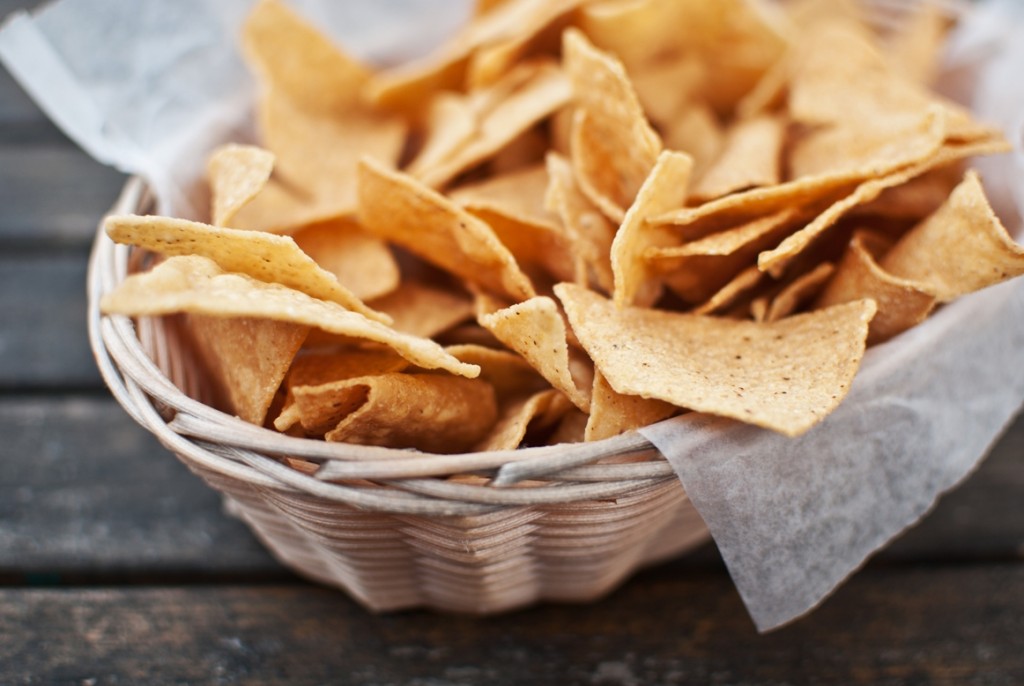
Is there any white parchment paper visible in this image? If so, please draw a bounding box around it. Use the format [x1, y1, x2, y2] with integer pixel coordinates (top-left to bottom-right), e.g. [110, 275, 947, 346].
[1, 0, 1021, 632]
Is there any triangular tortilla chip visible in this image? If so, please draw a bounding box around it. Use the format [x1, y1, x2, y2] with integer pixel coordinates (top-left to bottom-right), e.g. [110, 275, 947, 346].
[478, 296, 591, 412]
[105, 214, 387, 322]
[585, 370, 676, 442]
[207, 144, 275, 227]
[357, 158, 536, 302]
[188, 315, 308, 425]
[100, 256, 479, 379]
[880, 171, 1024, 302]
[556, 283, 876, 436]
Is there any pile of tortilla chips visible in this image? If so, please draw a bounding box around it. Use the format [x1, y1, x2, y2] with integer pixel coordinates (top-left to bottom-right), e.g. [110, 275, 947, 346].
[101, 0, 1024, 453]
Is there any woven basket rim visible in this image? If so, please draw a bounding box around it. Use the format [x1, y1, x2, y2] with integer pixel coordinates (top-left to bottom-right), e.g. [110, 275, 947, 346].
[88, 178, 684, 514]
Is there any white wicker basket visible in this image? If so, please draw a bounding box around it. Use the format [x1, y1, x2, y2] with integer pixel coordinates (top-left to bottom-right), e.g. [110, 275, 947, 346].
[88, 178, 711, 613]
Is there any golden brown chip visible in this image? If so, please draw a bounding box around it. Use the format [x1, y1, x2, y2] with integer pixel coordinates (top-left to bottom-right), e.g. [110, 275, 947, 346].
[259, 88, 406, 210]
[291, 218, 400, 302]
[445, 343, 548, 398]
[556, 283, 877, 436]
[887, 2, 950, 86]
[369, 281, 475, 340]
[412, 60, 572, 189]
[478, 296, 590, 411]
[544, 151, 615, 291]
[286, 349, 411, 388]
[290, 373, 497, 452]
[577, 0, 787, 114]
[451, 164, 577, 283]
[105, 214, 386, 322]
[650, 109, 949, 240]
[188, 315, 309, 425]
[787, 18, 984, 141]
[357, 158, 536, 302]
[688, 265, 766, 316]
[585, 370, 676, 442]
[242, 0, 371, 115]
[880, 171, 1024, 302]
[610, 150, 694, 307]
[758, 261, 836, 323]
[273, 348, 410, 432]
[564, 29, 663, 222]
[206, 144, 275, 227]
[647, 208, 798, 305]
[630, 56, 706, 128]
[367, 0, 583, 116]
[226, 178, 330, 235]
[100, 256, 479, 379]
[815, 231, 936, 344]
[661, 103, 724, 178]
[690, 115, 784, 202]
[759, 135, 1010, 278]
[476, 389, 571, 451]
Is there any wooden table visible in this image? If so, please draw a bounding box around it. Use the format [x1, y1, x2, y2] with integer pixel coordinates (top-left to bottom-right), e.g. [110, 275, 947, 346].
[2, 2, 1023, 683]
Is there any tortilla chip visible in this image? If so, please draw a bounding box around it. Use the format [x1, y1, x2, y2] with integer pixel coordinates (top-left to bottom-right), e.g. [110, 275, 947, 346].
[207, 144, 275, 227]
[357, 157, 536, 302]
[758, 261, 836, 323]
[585, 370, 676, 442]
[690, 115, 784, 201]
[453, 165, 576, 283]
[292, 218, 400, 302]
[662, 103, 724, 178]
[564, 29, 663, 221]
[242, 0, 371, 115]
[880, 171, 1024, 302]
[370, 281, 475, 339]
[815, 231, 936, 344]
[887, 2, 950, 86]
[478, 296, 590, 411]
[445, 344, 548, 398]
[610, 150, 695, 307]
[259, 88, 406, 209]
[759, 134, 1010, 278]
[577, 0, 787, 114]
[100, 256, 479, 379]
[367, 0, 583, 116]
[687, 265, 766, 316]
[476, 389, 571, 451]
[647, 208, 799, 305]
[415, 60, 572, 189]
[547, 408, 589, 445]
[226, 178, 330, 235]
[105, 214, 386, 322]
[631, 56, 706, 128]
[544, 151, 615, 291]
[291, 373, 497, 452]
[556, 283, 877, 436]
[286, 349, 411, 387]
[188, 315, 308, 425]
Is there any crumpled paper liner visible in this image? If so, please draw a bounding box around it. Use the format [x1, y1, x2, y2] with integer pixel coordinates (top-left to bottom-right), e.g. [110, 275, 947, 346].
[2, 0, 1021, 632]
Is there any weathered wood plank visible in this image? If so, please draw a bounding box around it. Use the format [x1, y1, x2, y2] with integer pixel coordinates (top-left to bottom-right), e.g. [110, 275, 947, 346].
[0, 146, 125, 247]
[0, 396, 281, 577]
[1, 565, 1021, 685]
[0, 255, 101, 388]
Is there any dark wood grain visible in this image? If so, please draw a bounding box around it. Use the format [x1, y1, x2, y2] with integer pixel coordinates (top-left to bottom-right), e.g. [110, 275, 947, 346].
[1, 564, 1021, 686]
[0, 255, 101, 388]
[0, 145, 125, 248]
[0, 396, 281, 578]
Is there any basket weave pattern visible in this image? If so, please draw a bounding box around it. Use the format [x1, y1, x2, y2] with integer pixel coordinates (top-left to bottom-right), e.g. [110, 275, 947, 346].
[88, 179, 709, 613]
